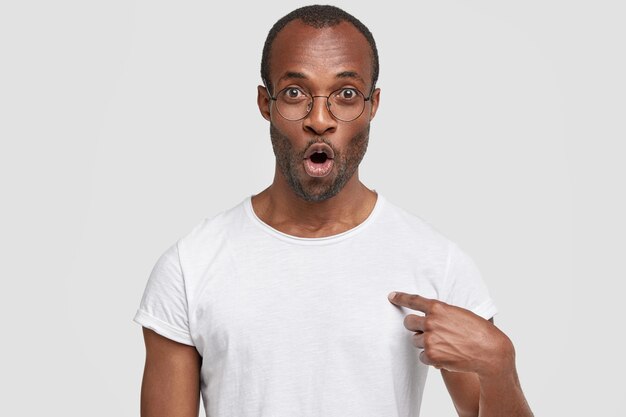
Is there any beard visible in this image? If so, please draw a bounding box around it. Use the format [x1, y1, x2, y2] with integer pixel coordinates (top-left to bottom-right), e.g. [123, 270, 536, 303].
[269, 123, 370, 202]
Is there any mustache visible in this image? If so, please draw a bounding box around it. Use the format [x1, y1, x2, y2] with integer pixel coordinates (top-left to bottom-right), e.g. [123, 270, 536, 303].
[269, 123, 340, 158]
[301, 137, 338, 158]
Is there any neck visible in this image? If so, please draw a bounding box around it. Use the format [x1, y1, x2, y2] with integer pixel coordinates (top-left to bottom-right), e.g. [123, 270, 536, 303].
[251, 166, 378, 238]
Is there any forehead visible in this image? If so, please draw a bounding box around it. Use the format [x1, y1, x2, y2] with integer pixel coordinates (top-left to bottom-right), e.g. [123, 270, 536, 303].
[269, 20, 373, 88]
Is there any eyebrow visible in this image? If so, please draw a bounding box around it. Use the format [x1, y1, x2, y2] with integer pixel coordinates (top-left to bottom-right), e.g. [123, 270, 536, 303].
[335, 71, 365, 83]
[278, 71, 307, 83]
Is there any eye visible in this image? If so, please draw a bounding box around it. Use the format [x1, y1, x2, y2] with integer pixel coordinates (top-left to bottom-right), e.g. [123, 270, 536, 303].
[280, 87, 307, 101]
[336, 88, 359, 101]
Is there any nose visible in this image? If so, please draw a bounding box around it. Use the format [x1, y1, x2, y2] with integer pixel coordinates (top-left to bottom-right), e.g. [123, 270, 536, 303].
[303, 96, 338, 135]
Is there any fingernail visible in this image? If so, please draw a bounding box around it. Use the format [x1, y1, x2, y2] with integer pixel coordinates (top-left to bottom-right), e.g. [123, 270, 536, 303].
[388, 292, 397, 301]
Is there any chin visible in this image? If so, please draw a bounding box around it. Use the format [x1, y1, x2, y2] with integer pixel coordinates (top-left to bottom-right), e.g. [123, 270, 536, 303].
[290, 171, 352, 202]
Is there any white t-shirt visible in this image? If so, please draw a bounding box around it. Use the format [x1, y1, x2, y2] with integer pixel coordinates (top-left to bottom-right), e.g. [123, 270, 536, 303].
[133, 194, 497, 417]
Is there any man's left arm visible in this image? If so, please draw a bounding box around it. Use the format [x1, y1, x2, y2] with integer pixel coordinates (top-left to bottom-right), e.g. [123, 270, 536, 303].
[388, 292, 534, 417]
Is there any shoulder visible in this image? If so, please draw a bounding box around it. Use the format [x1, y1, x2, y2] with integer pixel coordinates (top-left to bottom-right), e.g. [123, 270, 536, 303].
[176, 199, 249, 258]
[377, 195, 454, 251]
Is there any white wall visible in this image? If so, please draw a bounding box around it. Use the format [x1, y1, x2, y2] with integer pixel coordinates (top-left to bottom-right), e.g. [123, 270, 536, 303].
[1, 0, 623, 415]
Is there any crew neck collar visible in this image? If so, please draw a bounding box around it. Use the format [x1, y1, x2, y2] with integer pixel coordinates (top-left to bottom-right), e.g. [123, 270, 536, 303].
[244, 193, 385, 245]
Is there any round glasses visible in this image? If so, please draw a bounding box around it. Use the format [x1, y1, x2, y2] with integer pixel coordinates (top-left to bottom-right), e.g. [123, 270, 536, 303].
[267, 85, 374, 122]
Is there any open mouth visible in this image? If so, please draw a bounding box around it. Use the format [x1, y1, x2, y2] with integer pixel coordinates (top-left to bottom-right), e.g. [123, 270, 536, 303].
[303, 143, 335, 177]
[310, 151, 329, 164]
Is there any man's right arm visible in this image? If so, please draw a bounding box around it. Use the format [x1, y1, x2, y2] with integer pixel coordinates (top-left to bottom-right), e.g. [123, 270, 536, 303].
[140, 327, 202, 417]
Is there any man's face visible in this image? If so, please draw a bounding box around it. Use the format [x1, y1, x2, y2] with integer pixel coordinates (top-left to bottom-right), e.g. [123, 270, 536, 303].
[258, 20, 380, 202]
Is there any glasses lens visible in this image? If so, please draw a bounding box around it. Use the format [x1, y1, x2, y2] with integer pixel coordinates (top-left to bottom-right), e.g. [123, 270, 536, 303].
[328, 88, 365, 121]
[274, 87, 366, 121]
[275, 87, 311, 120]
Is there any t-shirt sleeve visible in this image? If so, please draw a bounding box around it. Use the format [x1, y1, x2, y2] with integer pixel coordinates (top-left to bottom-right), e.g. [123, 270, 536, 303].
[442, 242, 498, 320]
[133, 241, 195, 346]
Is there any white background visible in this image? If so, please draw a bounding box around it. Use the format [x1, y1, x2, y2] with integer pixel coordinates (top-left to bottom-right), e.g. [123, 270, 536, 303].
[1, 0, 624, 415]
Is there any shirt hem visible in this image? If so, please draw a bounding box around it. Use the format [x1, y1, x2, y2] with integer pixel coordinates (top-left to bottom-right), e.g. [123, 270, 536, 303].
[243, 192, 386, 245]
[471, 299, 498, 321]
[133, 309, 195, 346]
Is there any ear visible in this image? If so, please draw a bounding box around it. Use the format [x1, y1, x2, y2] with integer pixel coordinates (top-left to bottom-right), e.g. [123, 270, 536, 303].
[368, 87, 381, 121]
[257, 85, 271, 121]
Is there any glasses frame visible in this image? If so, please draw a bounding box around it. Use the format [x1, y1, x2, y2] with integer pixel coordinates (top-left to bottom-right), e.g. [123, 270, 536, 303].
[263, 80, 376, 122]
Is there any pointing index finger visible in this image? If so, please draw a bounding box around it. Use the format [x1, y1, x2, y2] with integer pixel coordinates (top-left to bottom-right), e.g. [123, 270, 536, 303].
[388, 291, 434, 314]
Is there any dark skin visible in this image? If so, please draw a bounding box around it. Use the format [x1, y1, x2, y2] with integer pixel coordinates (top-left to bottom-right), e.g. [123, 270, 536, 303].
[253, 20, 380, 237]
[139, 19, 533, 417]
[139, 327, 201, 417]
[389, 292, 533, 416]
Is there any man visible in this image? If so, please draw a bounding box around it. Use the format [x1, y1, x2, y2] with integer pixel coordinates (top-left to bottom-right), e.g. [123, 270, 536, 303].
[134, 5, 534, 417]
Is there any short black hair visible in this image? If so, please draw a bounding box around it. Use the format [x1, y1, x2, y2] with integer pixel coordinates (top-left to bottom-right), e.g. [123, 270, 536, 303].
[261, 5, 379, 93]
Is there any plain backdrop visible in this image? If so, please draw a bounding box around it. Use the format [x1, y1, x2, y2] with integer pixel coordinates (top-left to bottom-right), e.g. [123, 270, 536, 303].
[1, 0, 624, 416]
